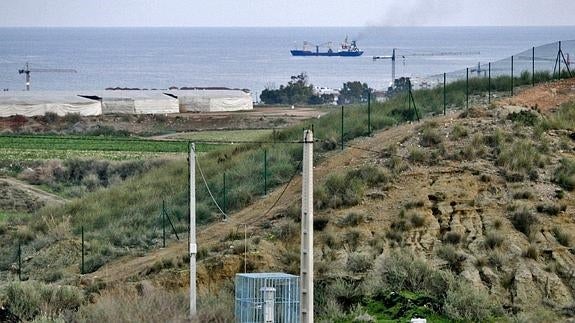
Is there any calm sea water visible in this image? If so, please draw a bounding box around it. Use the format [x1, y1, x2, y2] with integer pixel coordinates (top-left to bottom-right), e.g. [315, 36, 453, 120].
[0, 27, 574, 95]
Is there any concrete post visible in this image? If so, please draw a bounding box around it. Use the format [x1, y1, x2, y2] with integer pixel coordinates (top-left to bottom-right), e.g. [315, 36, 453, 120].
[189, 143, 197, 318]
[300, 129, 314, 323]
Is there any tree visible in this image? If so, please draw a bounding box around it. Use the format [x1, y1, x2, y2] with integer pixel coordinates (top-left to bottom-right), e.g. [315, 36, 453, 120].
[339, 81, 371, 104]
[260, 73, 317, 105]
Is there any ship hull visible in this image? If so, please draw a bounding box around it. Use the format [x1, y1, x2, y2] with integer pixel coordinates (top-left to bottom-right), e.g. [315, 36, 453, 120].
[290, 50, 363, 57]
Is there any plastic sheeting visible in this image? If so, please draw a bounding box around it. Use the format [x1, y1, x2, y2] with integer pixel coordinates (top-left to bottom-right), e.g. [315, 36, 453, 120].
[0, 91, 102, 117]
[95, 91, 179, 115]
[171, 90, 253, 112]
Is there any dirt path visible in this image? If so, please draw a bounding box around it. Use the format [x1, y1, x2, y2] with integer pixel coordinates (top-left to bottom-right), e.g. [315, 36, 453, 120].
[0, 177, 67, 207]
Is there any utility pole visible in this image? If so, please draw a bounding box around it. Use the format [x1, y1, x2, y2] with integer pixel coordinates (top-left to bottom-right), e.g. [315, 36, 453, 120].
[300, 129, 314, 323]
[189, 143, 197, 318]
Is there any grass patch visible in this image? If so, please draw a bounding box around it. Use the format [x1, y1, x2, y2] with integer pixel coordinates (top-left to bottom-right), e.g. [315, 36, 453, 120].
[552, 227, 571, 247]
[510, 208, 538, 236]
[553, 158, 575, 191]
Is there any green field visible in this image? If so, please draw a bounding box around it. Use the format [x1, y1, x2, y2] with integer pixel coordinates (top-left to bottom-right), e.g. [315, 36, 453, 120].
[166, 129, 274, 142]
[0, 130, 276, 161]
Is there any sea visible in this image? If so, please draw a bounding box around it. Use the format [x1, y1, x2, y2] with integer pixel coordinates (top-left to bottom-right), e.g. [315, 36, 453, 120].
[0, 27, 574, 97]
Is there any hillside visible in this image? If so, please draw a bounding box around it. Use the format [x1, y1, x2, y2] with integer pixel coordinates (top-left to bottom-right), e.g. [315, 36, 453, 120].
[0, 79, 574, 322]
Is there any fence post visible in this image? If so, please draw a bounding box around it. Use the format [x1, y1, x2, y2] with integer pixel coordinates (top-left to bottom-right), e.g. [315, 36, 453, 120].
[18, 242, 22, 281]
[223, 172, 227, 214]
[367, 91, 371, 136]
[532, 46, 535, 86]
[263, 150, 267, 196]
[559, 41, 562, 79]
[511, 55, 514, 96]
[81, 226, 84, 275]
[488, 63, 491, 105]
[466, 68, 469, 109]
[162, 200, 166, 248]
[341, 105, 344, 150]
[443, 73, 446, 115]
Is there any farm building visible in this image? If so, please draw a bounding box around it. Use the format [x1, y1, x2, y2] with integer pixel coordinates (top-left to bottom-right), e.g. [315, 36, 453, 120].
[0, 91, 102, 117]
[83, 91, 179, 115]
[168, 89, 253, 112]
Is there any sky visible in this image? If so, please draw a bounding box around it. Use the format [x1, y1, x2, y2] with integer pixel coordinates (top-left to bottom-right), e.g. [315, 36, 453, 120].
[0, 0, 574, 27]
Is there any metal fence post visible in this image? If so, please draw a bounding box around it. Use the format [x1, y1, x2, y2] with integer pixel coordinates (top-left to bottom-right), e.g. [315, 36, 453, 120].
[81, 226, 85, 275]
[18, 242, 22, 281]
[263, 150, 267, 196]
[532, 46, 535, 86]
[511, 55, 514, 96]
[488, 63, 491, 105]
[340, 105, 344, 150]
[466, 68, 469, 109]
[162, 200, 166, 248]
[223, 172, 227, 214]
[559, 41, 562, 79]
[367, 91, 371, 136]
[443, 72, 446, 115]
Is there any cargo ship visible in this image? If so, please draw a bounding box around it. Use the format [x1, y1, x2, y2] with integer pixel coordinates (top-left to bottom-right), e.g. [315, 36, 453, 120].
[291, 38, 363, 57]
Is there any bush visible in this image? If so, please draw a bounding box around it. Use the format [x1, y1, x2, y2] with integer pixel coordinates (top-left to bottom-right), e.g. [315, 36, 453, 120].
[450, 124, 469, 141]
[346, 252, 373, 273]
[497, 141, 544, 176]
[444, 280, 499, 322]
[553, 227, 571, 247]
[436, 245, 466, 273]
[408, 147, 429, 164]
[523, 244, 539, 260]
[536, 203, 565, 216]
[510, 208, 538, 236]
[338, 212, 364, 227]
[314, 217, 329, 231]
[420, 127, 443, 147]
[343, 230, 364, 251]
[553, 158, 575, 191]
[316, 172, 365, 210]
[409, 212, 426, 228]
[513, 190, 533, 200]
[1, 281, 83, 321]
[484, 231, 504, 249]
[443, 232, 461, 245]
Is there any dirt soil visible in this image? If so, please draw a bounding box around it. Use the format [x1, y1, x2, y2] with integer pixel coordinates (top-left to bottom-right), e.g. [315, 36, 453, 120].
[502, 78, 575, 113]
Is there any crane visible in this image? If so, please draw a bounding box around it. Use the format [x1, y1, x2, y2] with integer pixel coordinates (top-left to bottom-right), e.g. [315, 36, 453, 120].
[373, 49, 480, 85]
[18, 63, 77, 91]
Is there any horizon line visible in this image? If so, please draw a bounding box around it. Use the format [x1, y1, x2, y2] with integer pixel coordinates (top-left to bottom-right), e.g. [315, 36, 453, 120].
[1, 25, 575, 28]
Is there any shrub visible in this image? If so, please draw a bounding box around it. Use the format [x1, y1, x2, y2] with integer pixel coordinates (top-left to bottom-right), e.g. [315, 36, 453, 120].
[484, 231, 504, 249]
[316, 172, 365, 210]
[536, 203, 565, 216]
[74, 287, 194, 323]
[450, 124, 469, 141]
[444, 280, 499, 322]
[2, 281, 83, 321]
[443, 232, 462, 245]
[513, 190, 533, 200]
[338, 212, 364, 227]
[553, 227, 571, 247]
[497, 141, 543, 176]
[436, 245, 466, 273]
[409, 212, 426, 228]
[343, 230, 363, 251]
[507, 110, 539, 126]
[408, 147, 428, 164]
[553, 158, 575, 191]
[61, 113, 81, 124]
[420, 127, 443, 147]
[346, 165, 388, 187]
[42, 112, 60, 123]
[314, 217, 329, 231]
[510, 208, 538, 236]
[346, 252, 373, 273]
[523, 244, 539, 260]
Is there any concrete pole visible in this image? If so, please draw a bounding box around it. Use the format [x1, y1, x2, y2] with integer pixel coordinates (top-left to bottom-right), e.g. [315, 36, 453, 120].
[189, 143, 197, 318]
[300, 129, 314, 323]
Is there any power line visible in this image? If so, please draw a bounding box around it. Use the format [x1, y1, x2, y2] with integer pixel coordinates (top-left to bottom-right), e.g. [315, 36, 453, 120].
[194, 147, 228, 220]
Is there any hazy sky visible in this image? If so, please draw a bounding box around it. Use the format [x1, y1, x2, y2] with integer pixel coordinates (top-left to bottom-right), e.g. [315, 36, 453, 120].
[1, 0, 574, 27]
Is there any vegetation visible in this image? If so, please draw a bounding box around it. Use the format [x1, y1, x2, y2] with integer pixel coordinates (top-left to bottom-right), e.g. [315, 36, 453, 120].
[338, 81, 371, 104]
[259, 73, 333, 105]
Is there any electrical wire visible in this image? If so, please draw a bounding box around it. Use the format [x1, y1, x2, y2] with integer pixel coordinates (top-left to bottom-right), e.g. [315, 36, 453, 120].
[194, 149, 229, 220]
